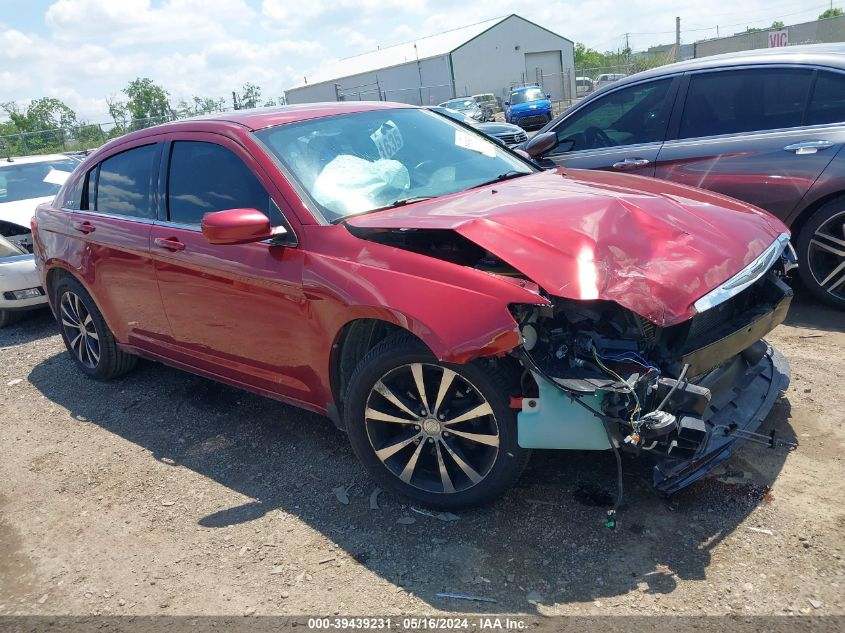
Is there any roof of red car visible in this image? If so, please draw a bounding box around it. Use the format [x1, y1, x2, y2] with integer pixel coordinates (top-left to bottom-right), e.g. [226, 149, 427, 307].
[190, 101, 415, 131]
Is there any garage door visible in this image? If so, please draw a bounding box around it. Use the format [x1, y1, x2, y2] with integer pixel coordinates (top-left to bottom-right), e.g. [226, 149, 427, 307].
[525, 51, 565, 101]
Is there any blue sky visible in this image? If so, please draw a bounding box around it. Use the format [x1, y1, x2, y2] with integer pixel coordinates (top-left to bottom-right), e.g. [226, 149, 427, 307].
[0, 0, 833, 122]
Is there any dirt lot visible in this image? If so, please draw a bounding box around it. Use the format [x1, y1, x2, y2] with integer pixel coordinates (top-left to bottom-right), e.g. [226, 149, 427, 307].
[1, 288, 844, 618]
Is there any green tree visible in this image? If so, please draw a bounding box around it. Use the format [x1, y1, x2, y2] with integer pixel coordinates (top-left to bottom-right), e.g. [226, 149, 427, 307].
[240, 83, 261, 109]
[0, 98, 80, 154]
[1, 97, 77, 133]
[770, 20, 785, 28]
[123, 78, 172, 127]
[574, 42, 609, 75]
[820, 7, 843, 18]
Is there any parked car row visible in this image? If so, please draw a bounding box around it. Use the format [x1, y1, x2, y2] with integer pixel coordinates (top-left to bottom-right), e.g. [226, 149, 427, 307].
[427, 106, 528, 147]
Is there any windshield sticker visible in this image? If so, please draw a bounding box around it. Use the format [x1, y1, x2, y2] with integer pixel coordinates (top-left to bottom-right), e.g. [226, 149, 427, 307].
[43, 168, 72, 186]
[454, 130, 496, 157]
[370, 121, 404, 159]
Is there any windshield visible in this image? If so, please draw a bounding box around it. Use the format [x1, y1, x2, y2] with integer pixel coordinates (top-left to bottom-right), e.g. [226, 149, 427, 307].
[441, 99, 477, 111]
[0, 159, 77, 204]
[510, 88, 545, 105]
[0, 234, 26, 258]
[255, 108, 534, 222]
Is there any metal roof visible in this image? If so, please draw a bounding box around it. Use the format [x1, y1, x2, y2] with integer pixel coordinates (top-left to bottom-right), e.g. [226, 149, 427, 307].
[288, 16, 511, 91]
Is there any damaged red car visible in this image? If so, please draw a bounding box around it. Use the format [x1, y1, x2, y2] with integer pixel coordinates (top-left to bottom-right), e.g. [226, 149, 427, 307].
[33, 103, 794, 509]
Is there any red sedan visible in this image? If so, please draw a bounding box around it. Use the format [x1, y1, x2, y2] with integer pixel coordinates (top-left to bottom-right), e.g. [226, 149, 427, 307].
[33, 103, 794, 508]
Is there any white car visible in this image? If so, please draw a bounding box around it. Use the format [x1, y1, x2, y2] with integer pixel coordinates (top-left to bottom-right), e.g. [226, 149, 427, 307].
[0, 153, 80, 327]
[594, 73, 627, 90]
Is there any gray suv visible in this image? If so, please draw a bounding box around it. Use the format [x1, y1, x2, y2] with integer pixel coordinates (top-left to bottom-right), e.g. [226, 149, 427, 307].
[525, 44, 845, 309]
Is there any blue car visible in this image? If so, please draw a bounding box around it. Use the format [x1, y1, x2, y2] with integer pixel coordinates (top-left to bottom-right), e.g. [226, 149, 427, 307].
[505, 86, 553, 129]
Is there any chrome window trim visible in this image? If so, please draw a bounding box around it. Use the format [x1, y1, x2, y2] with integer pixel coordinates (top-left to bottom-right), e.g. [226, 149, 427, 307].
[693, 233, 791, 314]
[61, 210, 158, 224]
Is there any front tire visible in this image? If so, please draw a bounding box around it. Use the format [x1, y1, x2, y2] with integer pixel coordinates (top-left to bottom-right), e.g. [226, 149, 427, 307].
[343, 333, 530, 509]
[54, 276, 137, 380]
[796, 200, 845, 310]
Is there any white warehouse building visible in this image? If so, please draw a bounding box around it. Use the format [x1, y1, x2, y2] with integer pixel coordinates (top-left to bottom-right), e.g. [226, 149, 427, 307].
[285, 14, 575, 106]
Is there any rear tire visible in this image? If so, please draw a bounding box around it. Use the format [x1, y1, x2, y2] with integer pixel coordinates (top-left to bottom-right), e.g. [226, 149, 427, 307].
[343, 333, 530, 509]
[54, 276, 137, 380]
[796, 200, 845, 310]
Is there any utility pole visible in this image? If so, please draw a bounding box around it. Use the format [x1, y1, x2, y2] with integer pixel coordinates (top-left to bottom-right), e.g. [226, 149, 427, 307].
[232, 91, 240, 111]
[675, 16, 681, 61]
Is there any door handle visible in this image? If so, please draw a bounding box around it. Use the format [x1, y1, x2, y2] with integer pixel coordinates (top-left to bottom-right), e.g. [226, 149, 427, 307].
[611, 158, 650, 170]
[154, 237, 186, 252]
[72, 221, 95, 234]
[784, 140, 835, 155]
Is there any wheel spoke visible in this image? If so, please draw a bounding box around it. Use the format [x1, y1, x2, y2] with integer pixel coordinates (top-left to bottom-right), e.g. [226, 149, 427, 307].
[61, 317, 78, 329]
[69, 331, 83, 353]
[398, 440, 426, 483]
[74, 294, 84, 323]
[375, 432, 423, 461]
[447, 428, 500, 447]
[86, 338, 100, 365]
[814, 224, 845, 248]
[811, 237, 845, 258]
[61, 300, 79, 326]
[365, 407, 417, 425]
[373, 380, 418, 418]
[433, 368, 456, 416]
[820, 260, 845, 291]
[439, 438, 483, 484]
[410, 363, 429, 414]
[443, 402, 494, 426]
[77, 335, 89, 365]
[434, 441, 455, 494]
[87, 329, 99, 341]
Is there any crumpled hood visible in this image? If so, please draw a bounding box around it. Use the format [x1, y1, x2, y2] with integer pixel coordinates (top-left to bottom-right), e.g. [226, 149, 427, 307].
[0, 196, 53, 231]
[346, 168, 787, 326]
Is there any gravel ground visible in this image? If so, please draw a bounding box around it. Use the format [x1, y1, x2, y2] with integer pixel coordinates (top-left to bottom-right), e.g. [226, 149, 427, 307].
[1, 288, 843, 618]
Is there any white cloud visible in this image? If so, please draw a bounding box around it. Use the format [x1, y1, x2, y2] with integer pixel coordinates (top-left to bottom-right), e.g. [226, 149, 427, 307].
[335, 27, 378, 53]
[0, 0, 831, 124]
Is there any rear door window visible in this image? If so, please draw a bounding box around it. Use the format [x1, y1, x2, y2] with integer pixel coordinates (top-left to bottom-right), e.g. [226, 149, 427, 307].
[678, 68, 812, 139]
[166, 141, 279, 225]
[807, 70, 845, 126]
[94, 144, 158, 219]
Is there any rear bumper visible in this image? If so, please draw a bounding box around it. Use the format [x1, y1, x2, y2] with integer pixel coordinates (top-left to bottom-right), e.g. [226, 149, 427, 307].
[652, 341, 790, 495]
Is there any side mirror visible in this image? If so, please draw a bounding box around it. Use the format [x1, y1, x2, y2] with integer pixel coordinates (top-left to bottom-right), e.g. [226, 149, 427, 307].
[546, 93, 551, 99]
[504, 101, 509, 106]
[523, 131, 558, 157]
[514, 149, 531, 160]
[201, 208, 275, 245]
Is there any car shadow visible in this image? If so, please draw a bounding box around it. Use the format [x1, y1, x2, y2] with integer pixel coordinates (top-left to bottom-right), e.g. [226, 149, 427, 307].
[784, 283, 845, 333]
[0, 308, 56, 347]
[27, 352, 795, 614]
